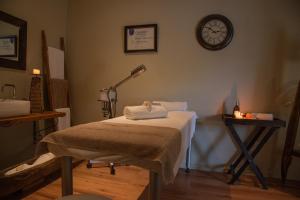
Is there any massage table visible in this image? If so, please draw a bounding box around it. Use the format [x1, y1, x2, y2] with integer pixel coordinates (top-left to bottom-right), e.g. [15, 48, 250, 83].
[41, 111, 197, 200]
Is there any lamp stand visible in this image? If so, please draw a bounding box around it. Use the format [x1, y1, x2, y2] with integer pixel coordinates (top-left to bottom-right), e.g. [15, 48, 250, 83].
[92, 65, 146, 173]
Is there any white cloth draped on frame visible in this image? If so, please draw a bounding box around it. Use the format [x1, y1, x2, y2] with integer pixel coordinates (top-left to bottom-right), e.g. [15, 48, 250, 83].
[48, 47, 64, 79]
[124, 105, 167, 120]
[55, 107, 71, 130]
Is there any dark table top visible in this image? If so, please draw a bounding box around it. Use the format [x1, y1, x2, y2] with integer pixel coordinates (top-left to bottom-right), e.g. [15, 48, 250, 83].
[222, 114, 286, 127]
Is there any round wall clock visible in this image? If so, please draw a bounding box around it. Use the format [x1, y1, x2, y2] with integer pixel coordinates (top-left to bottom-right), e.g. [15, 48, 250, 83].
[196, 14, 233, 51]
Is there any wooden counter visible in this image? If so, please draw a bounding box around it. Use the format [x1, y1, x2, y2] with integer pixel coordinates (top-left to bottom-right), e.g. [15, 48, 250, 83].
[0, 111, 65, 127]
[0, 111, 66, 143]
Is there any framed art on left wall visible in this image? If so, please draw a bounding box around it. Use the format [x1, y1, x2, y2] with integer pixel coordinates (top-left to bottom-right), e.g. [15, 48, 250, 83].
[124, 24, 157, 53]
[0, 10, 27, 70]
[0, 35, 17, 57]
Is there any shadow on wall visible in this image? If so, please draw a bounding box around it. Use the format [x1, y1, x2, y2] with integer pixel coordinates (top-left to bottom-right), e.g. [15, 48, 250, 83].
[191, 116, 252, 172]
[191, 84, 244, 172]
[191, 83, 276, 172]
[192, 121, 230, 171]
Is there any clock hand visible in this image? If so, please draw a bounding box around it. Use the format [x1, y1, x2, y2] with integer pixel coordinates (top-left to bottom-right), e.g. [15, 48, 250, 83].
[205, 26, 226, 34]
[204, 26, 217, 33]
[214, 30, 223, 33]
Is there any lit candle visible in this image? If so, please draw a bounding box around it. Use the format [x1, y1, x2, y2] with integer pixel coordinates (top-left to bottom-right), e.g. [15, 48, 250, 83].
[234, 111, 243, 119]
[32, 68, 41, 75]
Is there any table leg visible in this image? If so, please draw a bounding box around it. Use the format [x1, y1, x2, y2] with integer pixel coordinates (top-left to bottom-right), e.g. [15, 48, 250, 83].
[33, 121, 37, 144]
[185, 146, 191, 173]
[149, 171, 160, 200]
[229, 126, 265, 174]
[227, 125, 268, 188]
[61, 156, 73, 196]
[229, 127, 278, 189]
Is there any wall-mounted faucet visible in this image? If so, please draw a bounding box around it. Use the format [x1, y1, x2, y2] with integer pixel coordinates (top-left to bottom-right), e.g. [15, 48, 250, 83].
[1, 84, 16, 99]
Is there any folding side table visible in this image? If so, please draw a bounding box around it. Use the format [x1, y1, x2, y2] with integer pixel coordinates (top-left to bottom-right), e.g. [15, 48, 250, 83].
[222, 114, 286, 189]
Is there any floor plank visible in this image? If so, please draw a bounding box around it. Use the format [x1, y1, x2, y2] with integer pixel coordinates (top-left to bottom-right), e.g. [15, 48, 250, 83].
[7, 162, 300, 200]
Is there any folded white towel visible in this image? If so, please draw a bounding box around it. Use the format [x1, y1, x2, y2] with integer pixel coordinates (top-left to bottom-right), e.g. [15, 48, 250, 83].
[153, 101, 188, 111]
[255, 113, 273, 120]
[124, 105, 168, 120]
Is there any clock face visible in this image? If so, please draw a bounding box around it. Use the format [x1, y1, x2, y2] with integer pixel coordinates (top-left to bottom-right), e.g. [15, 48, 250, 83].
[196, 14, 233, 50]
[201, 20, 227, 45]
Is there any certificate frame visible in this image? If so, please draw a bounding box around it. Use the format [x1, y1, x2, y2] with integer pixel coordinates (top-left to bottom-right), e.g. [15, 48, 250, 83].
[0, 10, 27, 70]
[124, 24, 157, 53]
[0, 35, 17, 57]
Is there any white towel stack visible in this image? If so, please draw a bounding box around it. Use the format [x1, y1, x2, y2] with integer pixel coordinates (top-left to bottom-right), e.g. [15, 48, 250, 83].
[152, 101, 188, 111]
[124, 105, 168, 120]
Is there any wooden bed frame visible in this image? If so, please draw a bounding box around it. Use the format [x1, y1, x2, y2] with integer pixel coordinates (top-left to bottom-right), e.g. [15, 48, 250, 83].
[61, 156, 161, 200]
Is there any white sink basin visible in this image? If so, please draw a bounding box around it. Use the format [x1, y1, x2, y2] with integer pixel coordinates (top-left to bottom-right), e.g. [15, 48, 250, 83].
[0, 99, 30, 118]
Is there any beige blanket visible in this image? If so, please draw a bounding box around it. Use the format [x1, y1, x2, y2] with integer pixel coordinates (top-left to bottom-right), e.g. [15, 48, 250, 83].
[41, 122, 181, 184]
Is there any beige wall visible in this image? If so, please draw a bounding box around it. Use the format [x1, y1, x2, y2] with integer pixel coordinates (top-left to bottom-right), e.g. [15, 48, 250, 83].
[0, 0, 299, 181]
[67, 0, 300, 180]
[0, 0, 69, 169]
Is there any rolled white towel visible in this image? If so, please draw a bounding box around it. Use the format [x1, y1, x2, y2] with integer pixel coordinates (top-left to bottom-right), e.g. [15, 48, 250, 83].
[152, 101, 188, 111]
[4, 153, 56, 176]
[124, 105, 167, 120]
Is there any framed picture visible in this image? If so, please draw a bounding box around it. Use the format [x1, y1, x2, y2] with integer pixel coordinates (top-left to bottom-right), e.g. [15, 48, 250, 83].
[0, 35, 17, 57]
[124, 24, 157, 53]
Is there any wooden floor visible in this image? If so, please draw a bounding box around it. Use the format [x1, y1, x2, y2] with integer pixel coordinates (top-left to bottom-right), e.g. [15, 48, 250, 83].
[22, 163, 148, 200]
[10, 162, 300, 200]
[160, 170, 300, 200]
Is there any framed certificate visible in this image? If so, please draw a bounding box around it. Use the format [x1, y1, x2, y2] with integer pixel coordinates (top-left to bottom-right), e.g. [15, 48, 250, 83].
[0, 35, 17, 57]
[124, 24, 157, 53]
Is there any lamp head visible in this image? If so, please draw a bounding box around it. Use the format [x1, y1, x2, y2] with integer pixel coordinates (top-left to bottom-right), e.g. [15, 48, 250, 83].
[131, 64, 146, 78]
[100, 64, 147, 118]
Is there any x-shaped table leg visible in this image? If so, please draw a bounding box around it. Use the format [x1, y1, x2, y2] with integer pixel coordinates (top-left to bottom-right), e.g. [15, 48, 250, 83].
[228, 126, 265, 174]
[227, 125, 278, 189]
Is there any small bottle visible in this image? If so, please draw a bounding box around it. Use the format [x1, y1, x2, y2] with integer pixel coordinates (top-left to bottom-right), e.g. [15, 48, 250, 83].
[233, 99, 240, 117]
